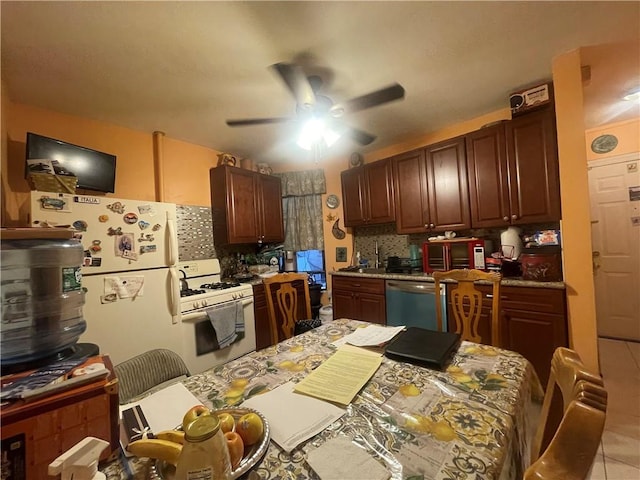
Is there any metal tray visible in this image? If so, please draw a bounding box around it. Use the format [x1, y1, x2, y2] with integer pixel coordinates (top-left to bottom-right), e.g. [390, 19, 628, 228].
[150, 407, 270, 479]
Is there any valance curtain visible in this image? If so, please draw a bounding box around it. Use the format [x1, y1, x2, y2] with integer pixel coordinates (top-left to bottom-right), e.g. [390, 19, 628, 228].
[275, 169, 326, 251]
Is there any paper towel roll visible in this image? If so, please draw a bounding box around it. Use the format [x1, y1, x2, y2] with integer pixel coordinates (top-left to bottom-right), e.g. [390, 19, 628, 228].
[500, 226, 523, 259]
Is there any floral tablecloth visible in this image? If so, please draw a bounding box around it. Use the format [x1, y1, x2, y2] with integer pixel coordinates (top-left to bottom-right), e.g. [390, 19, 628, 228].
[102, 319, 542, 480]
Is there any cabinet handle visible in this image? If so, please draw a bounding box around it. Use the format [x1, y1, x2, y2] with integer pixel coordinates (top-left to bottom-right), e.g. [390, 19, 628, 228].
[429, 223, 435, 228]
[511, 214, 518, 220]
[424, 224, 429, 229]
[486, 294, 509, 300]
[503, 216, 509, 221]
[353, 284, 361, 288]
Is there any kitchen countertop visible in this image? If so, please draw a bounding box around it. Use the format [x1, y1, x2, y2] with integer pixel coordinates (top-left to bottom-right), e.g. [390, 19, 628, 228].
[329, 269, 566, 289]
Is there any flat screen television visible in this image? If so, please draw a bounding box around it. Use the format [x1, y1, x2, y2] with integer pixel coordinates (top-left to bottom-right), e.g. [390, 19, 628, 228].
[296, 249, 327, 290]
[25, 132, 117, 193]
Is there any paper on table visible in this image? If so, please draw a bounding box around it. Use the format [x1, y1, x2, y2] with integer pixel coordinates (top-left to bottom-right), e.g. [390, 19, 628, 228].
[119, 383, 201, 448]
[306, 436, 390, 480]
[242, 381, 346, 453]
[294, 346, 382, 406]
[343, 325, 405, 347]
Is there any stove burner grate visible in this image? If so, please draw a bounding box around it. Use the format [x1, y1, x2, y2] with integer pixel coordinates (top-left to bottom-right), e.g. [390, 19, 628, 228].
[180, 289, 206, 297]
[200, 282, 241, 290]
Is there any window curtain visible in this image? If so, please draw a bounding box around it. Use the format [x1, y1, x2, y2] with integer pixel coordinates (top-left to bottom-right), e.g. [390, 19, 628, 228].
[275, 169, 326, 251]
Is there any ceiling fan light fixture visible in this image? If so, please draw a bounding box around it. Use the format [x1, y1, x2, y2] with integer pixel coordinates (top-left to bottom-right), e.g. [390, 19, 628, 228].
[297, 118, 341, 150]
[622, 86, 640, 101]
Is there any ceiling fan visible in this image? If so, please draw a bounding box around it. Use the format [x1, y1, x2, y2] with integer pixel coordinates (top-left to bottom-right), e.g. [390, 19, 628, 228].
[226, 62, 405, 147]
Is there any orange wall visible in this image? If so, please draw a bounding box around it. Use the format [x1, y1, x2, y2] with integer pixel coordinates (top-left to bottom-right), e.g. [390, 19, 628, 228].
[585, 118, 640, 161]
[2, 101, 223, 225]
[552, 49, 599, 373]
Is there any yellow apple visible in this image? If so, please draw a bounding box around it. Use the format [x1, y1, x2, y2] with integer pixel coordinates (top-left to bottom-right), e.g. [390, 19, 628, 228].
[235, 412, 264, 446]
[182, 404, 211, 431]
[218, 412, 235, 433]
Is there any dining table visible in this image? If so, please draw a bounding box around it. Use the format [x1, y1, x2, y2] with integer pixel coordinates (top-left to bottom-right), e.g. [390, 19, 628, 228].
[101, 318, 543, 480]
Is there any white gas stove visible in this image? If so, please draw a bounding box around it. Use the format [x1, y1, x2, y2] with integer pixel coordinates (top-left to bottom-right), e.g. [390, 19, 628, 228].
[177, 259, 256, 374]
[178, 259, 253, 317]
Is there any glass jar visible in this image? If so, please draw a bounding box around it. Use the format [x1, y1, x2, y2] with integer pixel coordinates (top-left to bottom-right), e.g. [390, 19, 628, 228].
[174, 415, 232, 480]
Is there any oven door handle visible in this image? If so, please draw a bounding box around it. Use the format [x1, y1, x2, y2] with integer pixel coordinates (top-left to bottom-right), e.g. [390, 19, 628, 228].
[181, 298, 254, 324]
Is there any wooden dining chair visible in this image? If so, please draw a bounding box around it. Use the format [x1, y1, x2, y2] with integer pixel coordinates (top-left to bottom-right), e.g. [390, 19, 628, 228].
[433, 269, 502, 347]
[263, 272, 311, 344]
[525, 347, 607, 480]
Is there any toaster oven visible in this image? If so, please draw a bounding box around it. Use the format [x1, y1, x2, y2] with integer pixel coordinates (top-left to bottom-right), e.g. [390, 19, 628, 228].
[422, 238, 489, 273]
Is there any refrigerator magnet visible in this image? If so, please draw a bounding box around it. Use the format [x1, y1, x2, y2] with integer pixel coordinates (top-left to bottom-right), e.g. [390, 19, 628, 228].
[152, 223, 162, 231]
[116, 233, 135, 256]
[123, 213, 138, 224]
[98, 214, 109, 222]
[107, 202, 125, 214]
[73, 220, 88, 232]
[140, 245, 157, 254]
[138, 220, 150, 230]
[90, 240, 102, 253]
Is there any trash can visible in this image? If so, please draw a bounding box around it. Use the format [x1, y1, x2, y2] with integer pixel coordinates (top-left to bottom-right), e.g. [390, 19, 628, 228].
[319, 305, 333, 324]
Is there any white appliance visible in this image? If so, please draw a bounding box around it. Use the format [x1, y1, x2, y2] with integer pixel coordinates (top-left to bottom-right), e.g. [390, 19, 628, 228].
[178, 259, 256, 374]
[28, 191, 182, 366]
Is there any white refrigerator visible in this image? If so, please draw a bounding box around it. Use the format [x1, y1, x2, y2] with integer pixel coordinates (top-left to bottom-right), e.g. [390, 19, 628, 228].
[29, 191, 182, 366]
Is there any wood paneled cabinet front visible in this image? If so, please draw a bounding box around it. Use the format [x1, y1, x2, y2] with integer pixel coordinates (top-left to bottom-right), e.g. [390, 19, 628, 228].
[332, 276, 386, 324]
[210, 166, 284, 245]
[466, 108, 561, 228]
[393, 137, 470, 234]
[445, 284, 567, 385]
[341, 158, 395, 227]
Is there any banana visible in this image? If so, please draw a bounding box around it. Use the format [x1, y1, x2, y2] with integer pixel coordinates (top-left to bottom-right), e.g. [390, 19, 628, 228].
[127, 438, 183, 465]
[155, 429, 186, 445]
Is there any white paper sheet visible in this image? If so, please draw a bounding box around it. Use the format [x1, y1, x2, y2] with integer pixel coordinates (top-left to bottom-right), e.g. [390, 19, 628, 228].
[242, 381, 346, 453]
[341, 325, 405, 347]
[120, 383, 201, 441]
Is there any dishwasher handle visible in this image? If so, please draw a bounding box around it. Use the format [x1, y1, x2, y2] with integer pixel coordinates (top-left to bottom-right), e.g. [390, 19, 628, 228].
[386, 281, 437, 294]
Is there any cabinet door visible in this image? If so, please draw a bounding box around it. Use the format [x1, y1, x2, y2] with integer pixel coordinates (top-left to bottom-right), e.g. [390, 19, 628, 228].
[210, 167, 259, 245]
[393, 149, 429, 233]
[425, 136, 471, 231]
[333, 289, 358, 320]
[365, 159, 395, 224]
[358, 293, 386, 324]
[466, 124, 510, 228]
[341, 167, 367, 227]
[505, 108, 561, 224]
[258, 174, 284, 243]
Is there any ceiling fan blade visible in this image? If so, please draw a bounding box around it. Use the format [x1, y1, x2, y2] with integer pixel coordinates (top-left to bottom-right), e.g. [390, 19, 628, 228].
[331, 83, 405, 116]
[345, 126, 377, 146]
[226, 117, 291, 127]
[271, 62, 316, 108]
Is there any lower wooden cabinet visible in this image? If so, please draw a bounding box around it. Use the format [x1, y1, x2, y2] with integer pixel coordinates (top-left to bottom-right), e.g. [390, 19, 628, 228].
[332, 276, 386, 324]
[446, 285, 568, 384]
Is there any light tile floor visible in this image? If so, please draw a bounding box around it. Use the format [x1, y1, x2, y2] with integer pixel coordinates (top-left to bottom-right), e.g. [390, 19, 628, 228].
[587, 338, 640, 479]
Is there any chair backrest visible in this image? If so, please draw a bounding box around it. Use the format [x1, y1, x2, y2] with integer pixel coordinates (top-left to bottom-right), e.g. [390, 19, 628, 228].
[525, 347, 607, 480]
[263, 272, 311, 344]
[433, 268, 502, 346]
[114, 348, 190, 404]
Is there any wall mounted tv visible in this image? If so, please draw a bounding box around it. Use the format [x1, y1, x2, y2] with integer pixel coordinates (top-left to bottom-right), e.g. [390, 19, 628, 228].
[25, 132, 117, 193]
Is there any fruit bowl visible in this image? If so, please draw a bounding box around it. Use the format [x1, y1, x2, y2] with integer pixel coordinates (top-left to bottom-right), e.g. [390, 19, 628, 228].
[150, 407, 270, 480]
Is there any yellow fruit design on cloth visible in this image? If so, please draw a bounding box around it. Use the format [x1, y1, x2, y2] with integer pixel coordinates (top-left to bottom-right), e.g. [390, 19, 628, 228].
[236, 412, 264, 446]
[277, 360, 305, 372]
[399, 384, 421, 397]
[224, 388, 245, 406]
[230, 378, 249, 389]
[403, 414, 457, 442]
[127, 438, 183, 465]
[289, 345, 304, 353]
[463, 345, 499, 356]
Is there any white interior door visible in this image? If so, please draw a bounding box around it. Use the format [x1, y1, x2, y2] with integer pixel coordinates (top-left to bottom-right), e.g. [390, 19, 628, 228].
[588, 155, 640, 341]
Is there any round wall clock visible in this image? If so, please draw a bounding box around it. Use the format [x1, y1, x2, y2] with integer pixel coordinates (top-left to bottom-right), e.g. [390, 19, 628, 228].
[326, 194, 340, 209]
[591, 134, 618, 154]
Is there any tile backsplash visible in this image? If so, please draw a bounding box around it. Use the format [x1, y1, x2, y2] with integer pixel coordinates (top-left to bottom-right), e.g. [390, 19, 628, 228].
[176, 205, 216, 261]
[353, 222, 560, 267]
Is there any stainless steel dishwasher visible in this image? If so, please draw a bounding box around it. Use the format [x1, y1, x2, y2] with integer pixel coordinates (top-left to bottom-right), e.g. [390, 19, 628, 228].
[385, 280, 447, 330]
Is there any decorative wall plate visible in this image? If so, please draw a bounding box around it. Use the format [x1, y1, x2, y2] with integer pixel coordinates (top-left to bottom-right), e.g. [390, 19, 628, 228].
[326, 194, 340, 209]
[591, 134, 618, 154]
[349, 152, 364, 168]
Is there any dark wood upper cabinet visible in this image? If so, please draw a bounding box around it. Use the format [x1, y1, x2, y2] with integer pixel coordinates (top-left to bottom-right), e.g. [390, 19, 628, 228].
[341, 158, 395, 227]
[466, 108, 561, 228]
[210, 166, 284, 245]
[393, 137, 470, 234]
